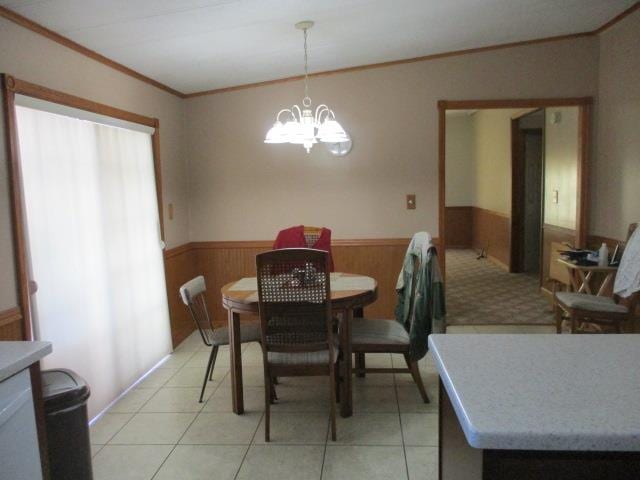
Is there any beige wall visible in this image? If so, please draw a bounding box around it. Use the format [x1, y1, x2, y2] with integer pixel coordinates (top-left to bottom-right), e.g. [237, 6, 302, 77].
[593, 8, 640, 240]
[544, 107, 578, 229]
[445, 108, 522, 215]
[0, 17, 188, 310]
[186, 36, 599, 241]
[473, 109, 522, 215]
[6, 12, 640, 312]
[445, 114, 475, 206]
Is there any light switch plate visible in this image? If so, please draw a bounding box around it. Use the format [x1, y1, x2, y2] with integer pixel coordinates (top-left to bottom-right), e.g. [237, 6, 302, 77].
[168, 203, 174, 219]
[406, 194, 416, 210]
[552, 190, 559, 204]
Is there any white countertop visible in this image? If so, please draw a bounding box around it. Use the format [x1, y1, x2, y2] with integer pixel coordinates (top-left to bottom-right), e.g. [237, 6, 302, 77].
[429, 334, 640, 451]
[0, 341, 52, 382]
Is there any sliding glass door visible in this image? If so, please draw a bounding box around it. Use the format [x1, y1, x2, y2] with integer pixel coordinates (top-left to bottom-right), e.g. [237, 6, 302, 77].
[15, 99, 171, 418]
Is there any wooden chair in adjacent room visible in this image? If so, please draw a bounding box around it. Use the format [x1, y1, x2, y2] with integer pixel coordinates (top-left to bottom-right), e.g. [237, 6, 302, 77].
[548, 241, 572, 307]
[179, 276, 262, 402]
[555, 223, 639, 333]
[256, 248, 339, 441]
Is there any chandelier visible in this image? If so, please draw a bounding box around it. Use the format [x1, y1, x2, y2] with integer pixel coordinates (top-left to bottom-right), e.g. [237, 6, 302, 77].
[264, 21, 349, 153]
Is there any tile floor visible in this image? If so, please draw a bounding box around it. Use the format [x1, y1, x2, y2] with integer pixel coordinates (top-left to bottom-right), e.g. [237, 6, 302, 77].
[90, 324, 554, 479]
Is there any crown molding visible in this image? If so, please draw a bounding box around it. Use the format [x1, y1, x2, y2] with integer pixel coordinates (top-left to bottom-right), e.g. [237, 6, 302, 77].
[0, 6, 185, 98]
[184, 31, 594, 98]
[592, 1, 640, 34]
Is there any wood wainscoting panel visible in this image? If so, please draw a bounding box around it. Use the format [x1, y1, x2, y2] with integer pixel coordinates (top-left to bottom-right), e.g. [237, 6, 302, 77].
[0, 306, 23, 340]
[164, 245, 199, 348]
[163, 238, 439, 337]
[192, 242, 271, 328]
[445, 206, 473, 248]
[471, 207, 511, 269]
[191, 239, 427, 328]
[332, 241, 410, 319]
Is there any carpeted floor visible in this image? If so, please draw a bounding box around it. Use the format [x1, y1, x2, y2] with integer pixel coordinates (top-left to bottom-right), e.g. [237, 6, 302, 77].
[446, 249, 554, 325]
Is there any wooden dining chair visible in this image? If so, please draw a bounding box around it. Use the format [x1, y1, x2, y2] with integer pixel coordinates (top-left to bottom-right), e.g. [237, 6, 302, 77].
[179, 276, 261, 402]
[548, 241, 572, 307]
[555, 223, 639, 333]
[256, 248, 339, 441]
[351, 255, 430, 403]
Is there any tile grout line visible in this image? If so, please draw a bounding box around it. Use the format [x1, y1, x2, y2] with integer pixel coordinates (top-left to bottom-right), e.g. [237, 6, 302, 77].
[148, 342, 241, 479]
[136, 349, 201, 413]
[319, 416, 329, 480]
[107, 349, 199, 479]
[394, 358, 411, 480]
[136, 347, 209, 410]
[94, 339, 214, 479]
[232, 411, 266, 480]
[92, 347, 202, 446]
[148, 391, 218, 479]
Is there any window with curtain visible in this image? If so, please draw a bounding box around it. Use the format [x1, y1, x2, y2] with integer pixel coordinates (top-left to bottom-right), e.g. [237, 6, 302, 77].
[15, 98, 172, 419]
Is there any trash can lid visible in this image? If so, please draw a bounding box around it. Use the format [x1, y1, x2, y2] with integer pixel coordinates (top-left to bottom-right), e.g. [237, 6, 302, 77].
[42, 369, 90, 413]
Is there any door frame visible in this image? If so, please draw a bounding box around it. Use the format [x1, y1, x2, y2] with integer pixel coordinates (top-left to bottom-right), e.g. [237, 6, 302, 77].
[437, 97, 592, 280]
[1, 74, 165, 340]
[510, 112, 543, 274]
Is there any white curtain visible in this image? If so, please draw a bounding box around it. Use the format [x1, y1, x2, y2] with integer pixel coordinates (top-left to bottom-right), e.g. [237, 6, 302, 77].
[15, 104, 172, 419]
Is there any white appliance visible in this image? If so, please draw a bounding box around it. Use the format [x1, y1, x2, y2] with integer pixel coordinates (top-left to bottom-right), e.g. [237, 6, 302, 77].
[0, 369, 43, 480]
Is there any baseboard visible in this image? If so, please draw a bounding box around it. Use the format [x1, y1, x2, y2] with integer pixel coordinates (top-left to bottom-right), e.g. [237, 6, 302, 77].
[0, 306, 24, 340]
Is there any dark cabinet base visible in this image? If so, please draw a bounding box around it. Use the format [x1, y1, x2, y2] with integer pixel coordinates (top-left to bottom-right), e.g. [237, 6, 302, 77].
[484, 449, 640, 480]
[439, 380, 640, 480]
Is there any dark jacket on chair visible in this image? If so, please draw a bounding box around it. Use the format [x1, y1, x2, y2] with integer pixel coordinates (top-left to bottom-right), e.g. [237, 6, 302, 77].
[395, 232, 446, 361]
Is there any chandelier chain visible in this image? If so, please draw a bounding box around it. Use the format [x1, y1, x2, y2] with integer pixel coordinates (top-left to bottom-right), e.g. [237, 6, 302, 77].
[303, 27, 310, 106]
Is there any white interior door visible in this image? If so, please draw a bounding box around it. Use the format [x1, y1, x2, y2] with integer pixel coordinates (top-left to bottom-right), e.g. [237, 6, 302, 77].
[14, 98, 172, 419]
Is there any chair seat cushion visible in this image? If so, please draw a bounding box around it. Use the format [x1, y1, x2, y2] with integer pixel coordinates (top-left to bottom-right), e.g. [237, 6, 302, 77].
[351, 318, 410, 346]
[212, 321, 261, 346]
[555, 292, 628, 314]
[267, 338, 339, 366]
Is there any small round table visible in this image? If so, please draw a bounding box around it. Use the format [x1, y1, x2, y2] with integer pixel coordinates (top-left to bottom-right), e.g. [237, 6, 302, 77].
[221, 272, 378, 417]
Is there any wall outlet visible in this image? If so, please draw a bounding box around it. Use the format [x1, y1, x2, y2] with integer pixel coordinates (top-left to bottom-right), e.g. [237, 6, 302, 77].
[406, 194, 416, 210]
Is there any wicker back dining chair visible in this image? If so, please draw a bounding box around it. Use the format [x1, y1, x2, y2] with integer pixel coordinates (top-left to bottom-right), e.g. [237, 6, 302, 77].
[179, 276, 261, 402]
[256, 248, 339, 441]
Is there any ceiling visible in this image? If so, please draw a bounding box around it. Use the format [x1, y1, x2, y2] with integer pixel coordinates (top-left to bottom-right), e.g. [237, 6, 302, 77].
[1, 0, 635, 94]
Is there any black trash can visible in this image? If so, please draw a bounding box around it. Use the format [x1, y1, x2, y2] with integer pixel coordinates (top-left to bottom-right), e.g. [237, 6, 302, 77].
[42, 369, 93, 480]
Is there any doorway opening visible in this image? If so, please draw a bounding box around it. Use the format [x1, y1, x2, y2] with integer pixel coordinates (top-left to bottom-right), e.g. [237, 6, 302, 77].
[510, 109, 544, 275]
[439, 98, 592, 327]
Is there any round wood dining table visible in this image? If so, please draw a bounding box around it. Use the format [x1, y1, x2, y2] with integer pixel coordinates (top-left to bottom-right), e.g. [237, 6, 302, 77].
[221, 272, 378, 417]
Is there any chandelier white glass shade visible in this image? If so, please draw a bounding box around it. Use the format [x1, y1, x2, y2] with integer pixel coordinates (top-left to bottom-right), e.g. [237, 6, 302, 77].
[264, 21, 349, 153]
